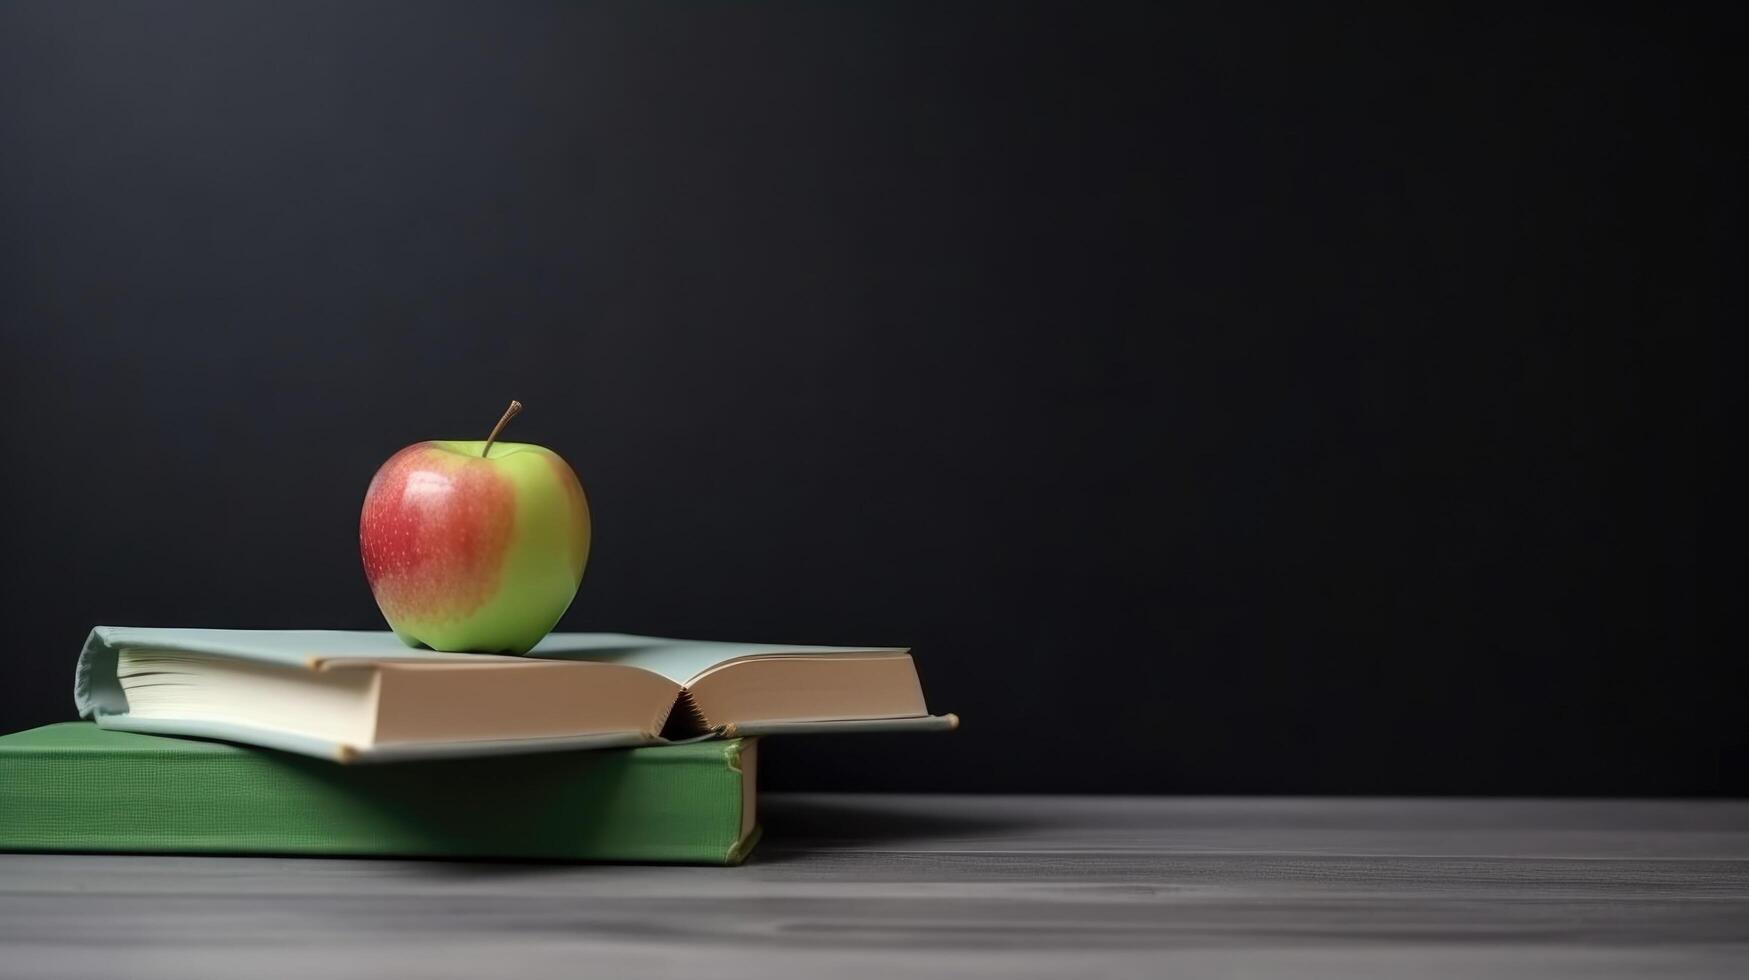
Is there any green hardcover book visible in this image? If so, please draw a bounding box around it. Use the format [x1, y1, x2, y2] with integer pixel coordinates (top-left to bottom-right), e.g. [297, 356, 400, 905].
[0, 723, 759, 865]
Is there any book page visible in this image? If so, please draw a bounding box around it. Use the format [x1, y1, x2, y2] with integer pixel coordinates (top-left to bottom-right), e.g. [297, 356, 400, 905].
[88, 626, 520, 670]
[528, 632, 907, 685]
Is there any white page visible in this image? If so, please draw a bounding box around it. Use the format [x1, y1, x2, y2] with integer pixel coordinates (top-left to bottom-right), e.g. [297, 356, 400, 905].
[529, 632, 906, 684]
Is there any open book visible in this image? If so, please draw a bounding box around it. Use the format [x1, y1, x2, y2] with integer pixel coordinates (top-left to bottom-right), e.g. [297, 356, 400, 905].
[75, 627, 957, 763]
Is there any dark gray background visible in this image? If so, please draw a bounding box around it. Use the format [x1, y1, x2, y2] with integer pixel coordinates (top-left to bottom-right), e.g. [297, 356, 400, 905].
[0, 2, 1739, 793]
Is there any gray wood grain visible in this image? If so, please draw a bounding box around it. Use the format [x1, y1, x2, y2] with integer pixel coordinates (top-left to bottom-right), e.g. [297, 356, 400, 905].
[3, 796, 1746, 979]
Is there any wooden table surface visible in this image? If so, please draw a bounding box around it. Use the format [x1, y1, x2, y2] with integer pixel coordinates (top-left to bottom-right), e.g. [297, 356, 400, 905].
[3, 795, 1746, 979]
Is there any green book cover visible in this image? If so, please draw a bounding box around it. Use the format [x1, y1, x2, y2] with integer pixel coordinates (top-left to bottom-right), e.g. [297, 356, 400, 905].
[0, 723, 759, 865]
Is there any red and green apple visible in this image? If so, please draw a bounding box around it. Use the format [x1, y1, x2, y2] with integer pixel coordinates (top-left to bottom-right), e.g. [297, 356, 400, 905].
[360, 401, 590, 654]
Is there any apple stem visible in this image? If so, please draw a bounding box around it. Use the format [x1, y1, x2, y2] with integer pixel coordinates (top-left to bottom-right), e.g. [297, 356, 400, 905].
[482, 400, 523, 457]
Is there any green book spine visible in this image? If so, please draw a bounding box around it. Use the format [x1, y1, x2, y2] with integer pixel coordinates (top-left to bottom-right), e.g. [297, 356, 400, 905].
[0, 724, 758, 865]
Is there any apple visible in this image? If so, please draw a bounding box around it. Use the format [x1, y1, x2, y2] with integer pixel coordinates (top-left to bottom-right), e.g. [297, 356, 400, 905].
[360, 401, 591, 654]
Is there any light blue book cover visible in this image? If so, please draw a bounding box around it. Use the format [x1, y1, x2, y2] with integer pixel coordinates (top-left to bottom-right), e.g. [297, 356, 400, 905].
[75, 627, 957, 763]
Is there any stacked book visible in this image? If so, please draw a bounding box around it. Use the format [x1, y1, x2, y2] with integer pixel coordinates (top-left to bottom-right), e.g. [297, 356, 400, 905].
[1, 627, 954, 865]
